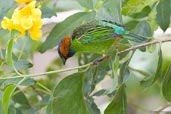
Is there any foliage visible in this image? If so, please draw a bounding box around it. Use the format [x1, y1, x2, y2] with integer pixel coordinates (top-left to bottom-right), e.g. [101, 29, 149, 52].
[0, 0, 171, 114]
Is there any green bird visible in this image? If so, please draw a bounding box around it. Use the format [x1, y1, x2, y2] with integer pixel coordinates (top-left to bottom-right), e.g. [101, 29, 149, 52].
[58, 20, 148, 64]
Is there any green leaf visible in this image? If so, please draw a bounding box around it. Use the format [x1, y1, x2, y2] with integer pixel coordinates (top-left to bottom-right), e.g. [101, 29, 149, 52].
[2, 77, 26, 114]
[6, 38, 14, 66]
[86, 97, 100, 114]
[84, 67, 97, 97]
[162, 64, 171, 101]
[140, 76, 153, 88]
[20, 78, 36, 86]
[125, 20, 139, 31]
[156, 0, 171, 31]
[1, 79, 20, 89]
[131, 6, 151, 19]
[0, 92, 5, 114]
[12, 88, 31, 109]
[134, 21, 152, 37]
[140, 46, 163, 87]
[46, 100, 53, 114]
[122, 0, 129, 6]
[41, 7, 56, 18]
[147, 5, 158, 32]
[104, 84, 127, 114]
[152, 47, 163, 84]
[2, 84, 16, 114]
[40, 11, 96, 53]
[96, 0, 122, 23]
[5, 30, 21, 69]
[113, 54, 119, 77]
[52, 72, 90, 114]
[92, 89, 106, 96]
[122, 0, 155, 16]
[14, 60, 33, 70]
[119, 62, 130, 84]
[76, 0, 93, 9]
[8, 104, 16, 114]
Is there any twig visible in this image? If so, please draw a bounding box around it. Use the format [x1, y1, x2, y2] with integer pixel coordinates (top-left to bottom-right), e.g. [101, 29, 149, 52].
[92, 55, 110, 65]
[36, 82, 52, 94]
[151, 103, 171, 114]
[118, 38, 171, 55]
[0, 63, 91, 80]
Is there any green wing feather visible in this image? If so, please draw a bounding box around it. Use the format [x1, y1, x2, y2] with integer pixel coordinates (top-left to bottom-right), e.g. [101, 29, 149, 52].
[71, 22, 121, 52]
[72, 21, 120, 43]
[71, 20, 148, 52]
[72, 20, 148, 42]
[96, 20, 148, 42]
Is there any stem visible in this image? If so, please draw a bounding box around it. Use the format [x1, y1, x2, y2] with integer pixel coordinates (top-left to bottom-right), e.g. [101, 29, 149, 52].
[7, 31, 23, 76]
[0, 63, 91, 80]
[12, 65, 23, 76]
[118, 38, 171, 55]
[17, 38, 27, 61]
[10, 77, 26, 100]
[35, 88, 51, 95]
[37, 82, 52, 94]
[151, 103, 171, 114]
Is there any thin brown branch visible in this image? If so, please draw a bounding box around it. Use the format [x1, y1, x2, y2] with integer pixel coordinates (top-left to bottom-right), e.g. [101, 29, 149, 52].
[150, 103, 171, 114]
[92, 55, 110, 65]
[90, 38, 171, 66]
[118, 38, 171, 55]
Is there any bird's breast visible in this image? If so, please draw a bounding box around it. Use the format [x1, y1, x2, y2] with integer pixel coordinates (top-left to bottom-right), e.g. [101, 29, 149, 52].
[59, 36, 71, 58]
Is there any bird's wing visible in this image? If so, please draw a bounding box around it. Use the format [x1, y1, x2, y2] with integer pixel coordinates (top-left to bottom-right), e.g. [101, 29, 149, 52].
[72, 25, 119, 44]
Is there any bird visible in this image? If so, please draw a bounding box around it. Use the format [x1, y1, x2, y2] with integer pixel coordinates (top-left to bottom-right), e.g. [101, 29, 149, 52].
[57, 20, 148, 64]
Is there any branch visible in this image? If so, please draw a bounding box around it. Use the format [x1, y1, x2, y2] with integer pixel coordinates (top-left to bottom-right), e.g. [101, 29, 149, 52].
[118, 38, 171, 55]
[0, 56, 110, 80]
[0, 63, 91, 80]
[150, 103, 171, 114]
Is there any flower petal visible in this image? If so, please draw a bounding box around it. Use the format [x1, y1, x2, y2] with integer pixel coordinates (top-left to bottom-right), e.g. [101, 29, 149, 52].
[30, 28, 42, 40]
[31, 8, 42, 19]
[21, 17, 33, 30]
[1, 0, 42, 40]
[1, 17, 13, 30]
[15, 0, 33, 3]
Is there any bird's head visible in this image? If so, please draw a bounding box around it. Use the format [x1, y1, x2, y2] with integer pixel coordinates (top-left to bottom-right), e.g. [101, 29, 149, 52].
[57, 36, 75, 64]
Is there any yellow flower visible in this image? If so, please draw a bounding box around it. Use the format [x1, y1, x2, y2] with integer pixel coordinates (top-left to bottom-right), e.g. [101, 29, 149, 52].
[1, 17, 14, 30]
[21, 17, 33, 30]
[0, 1, 42, 40]
[15, 0, 33, 3]
[30, 27, 42, 40]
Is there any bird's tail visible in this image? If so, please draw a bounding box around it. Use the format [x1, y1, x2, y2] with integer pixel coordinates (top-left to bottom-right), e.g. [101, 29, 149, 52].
[123, 33, 149, 43]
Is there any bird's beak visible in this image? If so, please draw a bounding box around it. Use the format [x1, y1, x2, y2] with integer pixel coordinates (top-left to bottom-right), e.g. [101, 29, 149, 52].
[61, 57, 67, 65]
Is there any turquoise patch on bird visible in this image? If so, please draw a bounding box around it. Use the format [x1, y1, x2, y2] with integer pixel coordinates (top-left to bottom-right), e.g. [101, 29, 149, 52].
[97, 20, 126, 35]
[113, 26, 125, 35]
